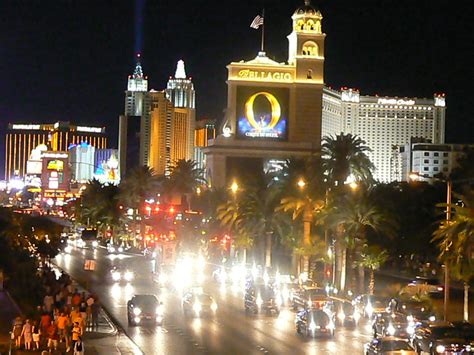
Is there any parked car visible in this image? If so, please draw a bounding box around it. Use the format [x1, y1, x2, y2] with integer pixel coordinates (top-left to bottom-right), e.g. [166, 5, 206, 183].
[364, 337, 416, 354]
[396, 298, 436, 322]
[295, 309, 335, 338]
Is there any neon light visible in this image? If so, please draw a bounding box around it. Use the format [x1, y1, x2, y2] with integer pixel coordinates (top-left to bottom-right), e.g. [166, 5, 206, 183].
[377, 98, 415, 105]
[11, 124, 41, 130]
[76, 126, 103, 133]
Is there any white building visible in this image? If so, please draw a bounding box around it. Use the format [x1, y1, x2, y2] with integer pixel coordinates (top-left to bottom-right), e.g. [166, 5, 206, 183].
[397, 141, 472, 181]
[322, 88, 447, 182]
[69, 143, 96, 183]
[124, 54, 148, 116]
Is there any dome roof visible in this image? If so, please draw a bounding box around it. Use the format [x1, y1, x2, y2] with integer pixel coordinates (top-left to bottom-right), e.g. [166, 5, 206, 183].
[294, 0, 319, 16]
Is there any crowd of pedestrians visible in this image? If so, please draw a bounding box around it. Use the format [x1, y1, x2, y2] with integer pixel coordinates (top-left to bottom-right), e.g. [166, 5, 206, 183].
[11, 266, 101, 354]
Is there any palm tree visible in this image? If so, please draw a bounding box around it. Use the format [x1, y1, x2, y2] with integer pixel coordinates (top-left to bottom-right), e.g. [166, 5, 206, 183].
[358, 245, 388, 295]
[119, 166, 160, 244]
[432, 195, 474, 321]
[277, 158, 326, 275]
[166, 160, 206, 210]
[322, 187, 397, 292]
[321, 133, 374, 187]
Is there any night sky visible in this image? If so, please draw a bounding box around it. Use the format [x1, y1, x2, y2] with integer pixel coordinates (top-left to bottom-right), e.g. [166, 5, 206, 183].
[0, 0, 472, 176]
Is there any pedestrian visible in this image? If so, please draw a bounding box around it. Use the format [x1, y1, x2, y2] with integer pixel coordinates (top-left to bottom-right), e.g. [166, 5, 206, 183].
[12, 316, 23, 349]
[71, 321, 82, 351]
[32, 320, 41, 350]
[73, 336, 84, 355]
[72, 290, 81, 308]
[46, 320, 58, 352]
[56, 311, 69, 344]
[43, 293, 54, 314]
[91, 301, 100, 330]
[20, 319, 33, 350]
[79, 295, 87, 323]
[86, 295, 94, 326]
[40, 311, 51, 339]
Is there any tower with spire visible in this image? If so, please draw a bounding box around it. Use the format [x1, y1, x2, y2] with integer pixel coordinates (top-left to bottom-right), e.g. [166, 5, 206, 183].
[124, 53, 148, 116]
[165, 60, 196, 165]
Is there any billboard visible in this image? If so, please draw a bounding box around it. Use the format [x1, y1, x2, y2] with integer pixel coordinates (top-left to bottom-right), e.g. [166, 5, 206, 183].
[236, 86, 288, 141]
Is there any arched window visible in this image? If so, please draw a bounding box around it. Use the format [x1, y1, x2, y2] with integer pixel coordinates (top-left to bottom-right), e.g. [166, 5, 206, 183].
[315, 20, 322, 33]
[302, 41, 318, 56]
[307, 69, 313, 79]
[296, 20, 305, 31]
[305, 19, 315, 31]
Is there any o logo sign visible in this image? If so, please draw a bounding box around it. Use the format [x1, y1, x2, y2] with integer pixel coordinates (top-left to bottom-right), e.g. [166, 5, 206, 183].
[245, 92, 281, 130]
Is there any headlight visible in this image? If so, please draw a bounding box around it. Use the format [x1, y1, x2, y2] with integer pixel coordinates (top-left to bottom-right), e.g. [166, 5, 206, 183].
[64, 246, 72, 254]
[156, 305, 164, 316]
[275, 297, 282, 307]
[152, 252, 156, 258]
[407, 325, 415, 335]
[124, 271, 134, 281]
[92, 241, 98, 248]
[211, 302, 218, 312]
[133, 307, 142, 316]
[109, 246, 116, 253]
[407, 315, 414, 322]
[112, 271, 121, 281]
[366, 302, 373, 317]
[429, 315, 436, 322]
[435, 345, 445, 353]
[337, 311, 345, 322]
[256, 296, 263, 307]
[309, 321, 317, 331]
[387, 324, 396, 336]
[307, 300, 312, 307]
[118, 246, 124, 253]
[193, 302, 202, 314]
[327, 321, 335, 330]
[465, 345, 472, 352]
[159, 273, 167, 285]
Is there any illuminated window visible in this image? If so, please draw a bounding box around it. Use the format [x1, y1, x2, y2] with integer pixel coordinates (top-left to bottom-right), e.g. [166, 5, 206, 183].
[302, 41, 318, 56]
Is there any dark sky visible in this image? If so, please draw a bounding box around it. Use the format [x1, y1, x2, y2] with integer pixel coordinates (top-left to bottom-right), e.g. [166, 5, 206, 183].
[0, 0, 473, 176]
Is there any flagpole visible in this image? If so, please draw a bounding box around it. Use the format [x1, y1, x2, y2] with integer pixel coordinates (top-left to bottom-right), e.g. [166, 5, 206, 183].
[261, 8, 265, 52]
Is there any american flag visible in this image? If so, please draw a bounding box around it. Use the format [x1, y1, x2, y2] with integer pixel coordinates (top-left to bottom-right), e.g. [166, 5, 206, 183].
[250, 15, 264, 29]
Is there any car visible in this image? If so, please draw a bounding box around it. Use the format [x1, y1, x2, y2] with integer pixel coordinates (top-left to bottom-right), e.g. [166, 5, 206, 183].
[182, 292, 218, 317]
[334, 299, 361, 327]
[291, 286, 330, 311]
[372, 312, 415, 338]
[364, 337, 416, 354]
[295, 309, 335, 338]
[412, 321, 461, 354]
[396, 299, 436, 322]
[354, 295, 390, 318]
[244, 284, 280, 316]
[127, 294, 164, 326]
[107, 243, 124, 254]
[400, 277, 444, 298]
[110, 266, 134, 282]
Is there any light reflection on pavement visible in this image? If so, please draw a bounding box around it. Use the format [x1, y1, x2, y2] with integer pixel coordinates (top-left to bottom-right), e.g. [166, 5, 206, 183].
[55, 247, 374, 355]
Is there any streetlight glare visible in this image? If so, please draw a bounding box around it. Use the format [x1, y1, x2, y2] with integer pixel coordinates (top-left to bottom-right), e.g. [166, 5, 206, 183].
[230, 181, 239, 194]
[349, 182, 358, 190]
[297, 179, 306, 189]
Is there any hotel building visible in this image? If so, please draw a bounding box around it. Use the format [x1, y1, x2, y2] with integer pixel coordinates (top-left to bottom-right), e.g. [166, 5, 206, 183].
[5, 122, 107, 181]
[321, 88, 446, 182]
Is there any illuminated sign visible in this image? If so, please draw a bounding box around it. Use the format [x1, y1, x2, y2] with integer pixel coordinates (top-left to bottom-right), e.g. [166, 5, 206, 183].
[76, 126, 103, 133]
[47, 160, 64, 171]
[11, 124, 41, 130]
[41, 153, 68, 159]
[236, 87, 288, 141]
[377, 98, 415, 105]
[237, 69, 292, 82]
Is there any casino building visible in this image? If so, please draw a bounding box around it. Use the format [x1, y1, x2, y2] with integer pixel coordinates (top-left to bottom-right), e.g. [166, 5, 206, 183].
[205, 0, 447, 185]
[4, 122, 107, 181]
[204, 1, 326, 187]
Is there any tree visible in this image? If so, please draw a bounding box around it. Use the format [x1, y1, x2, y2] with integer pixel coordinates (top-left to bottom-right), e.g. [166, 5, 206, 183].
[358, 245, 388, 295]
[432, 193, 474, 321]
[278, 158, 326, 275]
[166, 160, 206, 209]
[321, 133, 374, 187]
[119, 166, 160, 244]
[322, 186, 397, 292]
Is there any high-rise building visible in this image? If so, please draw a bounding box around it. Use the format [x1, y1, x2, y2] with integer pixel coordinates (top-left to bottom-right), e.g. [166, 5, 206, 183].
[149, 91, 174, 175]
[321, 88, 447, 182]
[166, 60, 196, 165]
[69, 143, 96, 183]
[119, 58, 196, 177]
[194, 119, 216, 173]
[204, 1, 325, 187]
[5, 122, 107, 181]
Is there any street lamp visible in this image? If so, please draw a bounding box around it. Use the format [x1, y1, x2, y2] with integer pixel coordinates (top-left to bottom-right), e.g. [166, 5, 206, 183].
[409, 171, 452, 321]
[297, 178, 306, 189]
[230, 181, 239, 195]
